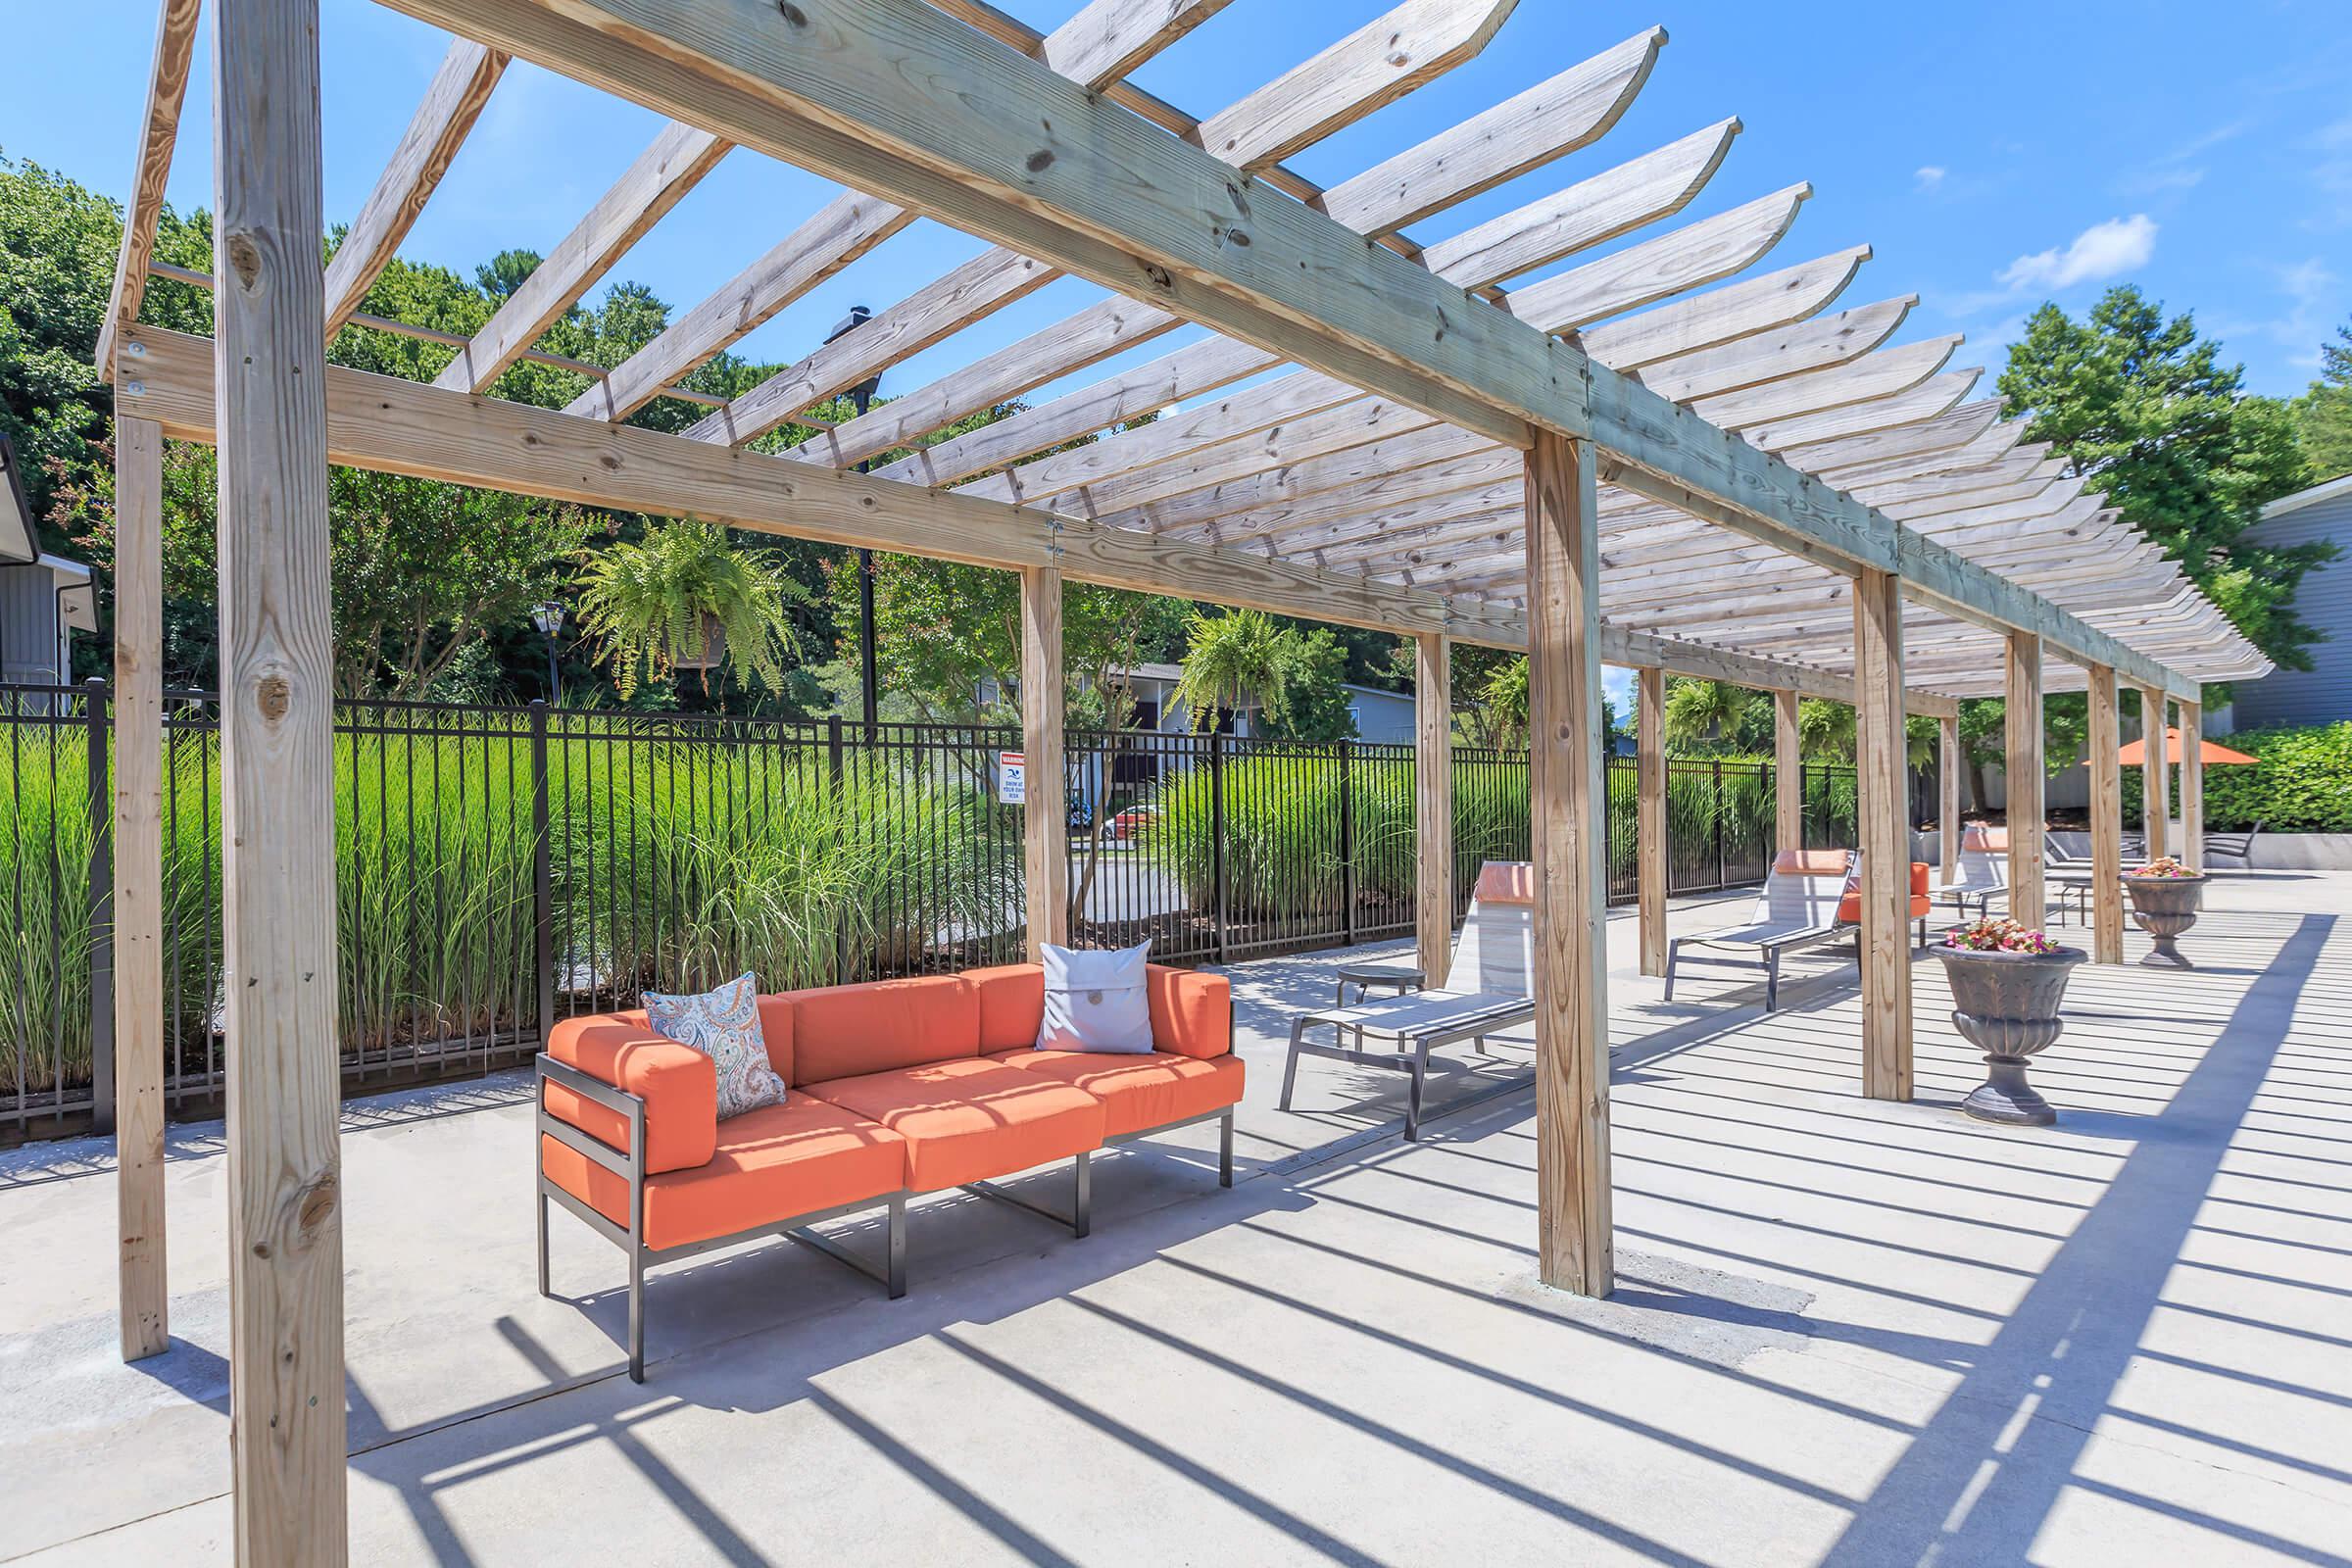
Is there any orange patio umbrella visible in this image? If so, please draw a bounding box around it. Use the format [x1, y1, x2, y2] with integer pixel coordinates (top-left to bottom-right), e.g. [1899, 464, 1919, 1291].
[2117, 726, 2256, 766]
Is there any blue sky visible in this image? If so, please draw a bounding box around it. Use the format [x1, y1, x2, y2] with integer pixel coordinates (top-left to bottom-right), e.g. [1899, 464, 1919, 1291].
[6, 0, 2347, 709]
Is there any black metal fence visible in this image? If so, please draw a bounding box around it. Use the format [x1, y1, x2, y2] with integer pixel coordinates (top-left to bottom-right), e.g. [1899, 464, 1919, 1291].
[1, 683, 1863, 1138]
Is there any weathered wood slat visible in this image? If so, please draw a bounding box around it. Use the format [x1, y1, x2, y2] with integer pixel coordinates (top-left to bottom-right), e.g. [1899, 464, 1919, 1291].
[433, 120, 730, 392]
[321, 39, 509, 334]
[1505, 186, 1812, 333]
[95, 0, 203, 376]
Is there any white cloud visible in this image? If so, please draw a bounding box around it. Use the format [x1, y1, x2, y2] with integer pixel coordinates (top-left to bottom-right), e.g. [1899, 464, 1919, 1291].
[1997, 215, 2158, 291]
[1914, 166, 1946, 192]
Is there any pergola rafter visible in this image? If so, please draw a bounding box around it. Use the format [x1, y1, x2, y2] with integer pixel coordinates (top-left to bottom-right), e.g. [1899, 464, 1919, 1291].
[86, 4, 2252, 1556]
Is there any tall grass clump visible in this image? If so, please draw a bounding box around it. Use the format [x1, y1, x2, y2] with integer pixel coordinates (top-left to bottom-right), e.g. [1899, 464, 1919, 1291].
[0, 724, 99, 1099]
[1153, 746, 1353, 920]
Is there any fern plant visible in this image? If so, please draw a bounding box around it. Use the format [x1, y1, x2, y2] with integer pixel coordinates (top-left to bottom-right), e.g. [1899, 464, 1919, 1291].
[575, 518, 804, 698]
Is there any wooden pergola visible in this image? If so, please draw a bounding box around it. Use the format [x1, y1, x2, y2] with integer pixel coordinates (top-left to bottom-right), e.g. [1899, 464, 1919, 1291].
[90, 0, 2262, 1557]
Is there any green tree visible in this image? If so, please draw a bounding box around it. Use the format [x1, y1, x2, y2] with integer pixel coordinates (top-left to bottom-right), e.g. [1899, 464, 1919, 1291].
[2292, 318, 2352, 481]
[1256, 627, 1355, 743]
[1998, 286, 2325, 667]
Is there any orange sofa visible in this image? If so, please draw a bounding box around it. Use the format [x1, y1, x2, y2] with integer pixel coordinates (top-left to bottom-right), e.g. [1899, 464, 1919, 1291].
[536, 962, 1241, 1380]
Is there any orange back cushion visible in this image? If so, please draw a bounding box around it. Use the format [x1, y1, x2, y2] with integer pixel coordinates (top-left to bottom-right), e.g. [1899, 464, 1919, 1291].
[755, 996, 795, 1085]
[1836, 862, 1932, 924]
[1148, 965, 1232, 1060]
[965, 964, 1048, 1052]
[545, 1011, 716, 1174]
[1775, 849, 1854, 877]
[786, 974, 980, 1085]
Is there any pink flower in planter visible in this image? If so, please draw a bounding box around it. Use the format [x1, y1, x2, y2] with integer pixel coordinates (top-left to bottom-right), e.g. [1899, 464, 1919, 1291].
[2131, 856, 2195, 878]
[1943, 916, 2061, 955]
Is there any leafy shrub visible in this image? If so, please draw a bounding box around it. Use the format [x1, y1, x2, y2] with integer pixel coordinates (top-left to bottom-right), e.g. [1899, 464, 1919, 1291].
[2120, 721, 2352, 832]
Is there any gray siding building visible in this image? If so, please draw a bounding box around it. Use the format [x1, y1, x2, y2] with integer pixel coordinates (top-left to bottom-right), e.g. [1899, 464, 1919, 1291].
[2233, 474, 2352, 731]
[0, 436, 96, 688]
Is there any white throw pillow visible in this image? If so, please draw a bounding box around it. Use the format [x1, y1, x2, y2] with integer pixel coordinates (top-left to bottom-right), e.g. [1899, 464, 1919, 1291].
[1036, 941, 1154, 1054]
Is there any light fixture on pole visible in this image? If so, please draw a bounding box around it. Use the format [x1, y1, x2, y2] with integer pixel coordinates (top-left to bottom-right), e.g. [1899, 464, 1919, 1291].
[530, 600, 565, 702]
[824, 306, 883, 731]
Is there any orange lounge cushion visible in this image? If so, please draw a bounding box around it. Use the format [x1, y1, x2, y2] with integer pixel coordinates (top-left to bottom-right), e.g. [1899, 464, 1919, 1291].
[784, 974, 980, 1085]
[987, 1048, 1244, 1138]
[541, 1096, 906, 1252]
[1774, 849, 1855, 878]
[1838, 861, 1933, 924]
[803, 1057, 1106, 1192]
[545, 1012, 717, 1174]
[1146, 967, 1232, 1060]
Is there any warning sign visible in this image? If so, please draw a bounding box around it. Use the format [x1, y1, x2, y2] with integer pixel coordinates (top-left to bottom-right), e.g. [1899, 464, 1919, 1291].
[998, 751, 1026, 806]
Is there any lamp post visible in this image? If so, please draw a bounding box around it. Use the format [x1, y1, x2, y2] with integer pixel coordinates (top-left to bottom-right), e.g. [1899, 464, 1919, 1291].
[530, 600, 565, 703]
[824, 306, 884, 731]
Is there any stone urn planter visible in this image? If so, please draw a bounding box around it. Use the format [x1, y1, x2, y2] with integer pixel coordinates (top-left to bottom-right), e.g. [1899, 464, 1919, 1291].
[1935, 942, 2087, 1127]
[2121, 871, 2206, 968]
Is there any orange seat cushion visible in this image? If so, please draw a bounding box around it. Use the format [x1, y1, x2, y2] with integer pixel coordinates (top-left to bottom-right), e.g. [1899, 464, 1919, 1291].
[802, 1057, 1106, 1192]
[1146, 966, 1232, 1060]
[987, 1048, 1244, 1138]
[541, 1096, 906, 1252]
[784, 974, 980, 1085]
[1838, 861, 1932, 924]
[545, 1012, 717, 1175]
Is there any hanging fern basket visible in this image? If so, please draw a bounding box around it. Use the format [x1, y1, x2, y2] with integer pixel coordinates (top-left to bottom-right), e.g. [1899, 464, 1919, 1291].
[674, 612, 728, 670]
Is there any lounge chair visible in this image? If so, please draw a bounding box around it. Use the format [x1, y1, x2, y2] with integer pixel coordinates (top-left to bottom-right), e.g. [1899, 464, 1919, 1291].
[1663, 849, 1856, 1013]
[1936, 825, 2010, 922]
[1278, 861, 1536, 1141]
[2204, 821, 2261, 865]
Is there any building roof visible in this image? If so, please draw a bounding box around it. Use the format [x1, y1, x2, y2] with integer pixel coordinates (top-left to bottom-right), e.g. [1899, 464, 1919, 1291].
[2262, 472, 2352, 524]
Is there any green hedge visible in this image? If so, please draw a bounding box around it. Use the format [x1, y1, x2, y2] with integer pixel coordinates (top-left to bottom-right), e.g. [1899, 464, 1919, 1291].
[2120, 721, 2352, 832]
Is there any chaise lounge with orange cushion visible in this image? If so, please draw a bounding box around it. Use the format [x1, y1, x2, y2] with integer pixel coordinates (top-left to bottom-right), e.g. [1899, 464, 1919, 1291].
[537, 962, 1240, 1380]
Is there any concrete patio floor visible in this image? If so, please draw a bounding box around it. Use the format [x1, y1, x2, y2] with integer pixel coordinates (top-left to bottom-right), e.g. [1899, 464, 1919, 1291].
[4, 875, 2349, 1564]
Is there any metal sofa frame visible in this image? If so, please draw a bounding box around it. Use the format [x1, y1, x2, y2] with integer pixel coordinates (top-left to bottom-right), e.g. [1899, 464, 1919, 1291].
[536, 1053, 1235, 1382]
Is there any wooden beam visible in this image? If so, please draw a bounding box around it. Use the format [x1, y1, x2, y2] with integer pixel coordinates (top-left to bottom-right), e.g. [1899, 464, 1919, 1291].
[1031, 0, 1232, 88]
[1936, 712, 1961, 885]
[1525, 429, 1611, 1295]
[2180, 700, 2203, 873]
[95, 0, 203, 376]
[120, 325, 1528, 645]
[2087, 663, 2124, 963]
[212, 0, 346, 1556]
[1415, 632, 1454, 985]
[112, 415, 169, 1363]
[2004, 632, 2044, 929]
[2139, 684, 2169, 861]
[320, 39, 509, 334]
[1853, 566, 1911, 1101]
[432, 120, 730, 393]
[1020, 565, 1068, 957]
[384, 0, 2206, 707]
[1775, 688, 1802, 857]
[1636, 665, 1666, 977]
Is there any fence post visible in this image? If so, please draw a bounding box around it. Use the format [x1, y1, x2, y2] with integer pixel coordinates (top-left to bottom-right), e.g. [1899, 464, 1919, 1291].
[530, 701, 554, 1048]
[828, 716, 850, 985]
[1711, 759, 1726, 894]
[85, 678, 115, 1136]
[1209, 730, 1229, 964]
[1338, 740, 1355, 948]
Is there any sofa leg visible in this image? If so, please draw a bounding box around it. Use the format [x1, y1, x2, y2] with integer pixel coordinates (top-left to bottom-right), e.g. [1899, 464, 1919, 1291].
[535, 1187, 551, 1299]
[1073, 1152, 1093, 1240]
[627, 1248, 646, 1385]
[886, 1193, 907, 1299]
[1219, 1109, 1235, 1189]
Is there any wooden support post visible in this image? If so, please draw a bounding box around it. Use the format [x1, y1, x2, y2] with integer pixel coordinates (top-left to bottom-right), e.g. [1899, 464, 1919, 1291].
[2004, 632, 2045, 930]
[2180, 700, 2204, 873]
[1524, 430, 1611, 1297]
[1852, 567, 1912, 1102]
[1020, 564, 1068, 959]
[1636, 665, 1666, 977]
[1773, 688, 1802, 857]
[113, 416, 169, 1363]
[1414, 631, 1454, 984]
[2086, 663, 2124, 964]
[2138, 685, 2169, 863]
[1936, 713, 1960, 886]
[214, 0, 348, 1557]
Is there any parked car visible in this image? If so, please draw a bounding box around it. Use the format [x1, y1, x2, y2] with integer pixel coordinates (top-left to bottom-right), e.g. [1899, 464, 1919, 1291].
[1110, 804, 1160, 842]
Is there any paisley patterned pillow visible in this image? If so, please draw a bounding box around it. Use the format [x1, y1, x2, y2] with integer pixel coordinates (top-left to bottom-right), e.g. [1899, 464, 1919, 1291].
[644, 973, 786, 1120]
